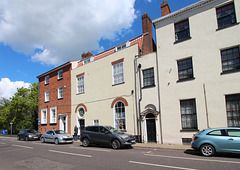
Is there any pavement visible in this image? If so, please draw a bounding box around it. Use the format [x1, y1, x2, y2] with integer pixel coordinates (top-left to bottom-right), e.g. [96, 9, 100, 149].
[74, 139, 191, 150]
[0, 134, 191, 150]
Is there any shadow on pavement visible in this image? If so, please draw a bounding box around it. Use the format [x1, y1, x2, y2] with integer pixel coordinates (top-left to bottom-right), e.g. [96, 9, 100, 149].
[184, 149, 240, 158]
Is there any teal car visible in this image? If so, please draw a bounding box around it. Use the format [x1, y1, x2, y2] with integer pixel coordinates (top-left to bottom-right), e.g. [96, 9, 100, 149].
[191, 127, 240, 156]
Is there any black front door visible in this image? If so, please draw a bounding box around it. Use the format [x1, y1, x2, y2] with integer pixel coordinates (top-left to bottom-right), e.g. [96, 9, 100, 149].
[146, 114, 156, 143]
[79, 119, 85, 132]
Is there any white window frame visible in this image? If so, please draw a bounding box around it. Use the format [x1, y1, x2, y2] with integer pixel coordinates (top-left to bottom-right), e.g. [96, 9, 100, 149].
[50, 107, 57, 124]
[93, 119, 99, 125]
[41, 108, 47, 124]
[58, 86, 63, 99]
[45, 91, 49, 102]
[113, 101, 126, 131]
[112, 62, 124, 85]
[77, 75, 84, 94]
[58, 70, 63, 80]
[45, 76, 49, 84]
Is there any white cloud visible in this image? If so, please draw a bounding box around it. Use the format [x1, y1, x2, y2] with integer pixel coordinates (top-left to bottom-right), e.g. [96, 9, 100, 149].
[0, 78, 30, 99]
[0, 0, 136, 65]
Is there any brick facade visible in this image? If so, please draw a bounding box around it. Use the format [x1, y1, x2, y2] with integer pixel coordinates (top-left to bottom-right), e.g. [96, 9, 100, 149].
[38, 63, 72, 134]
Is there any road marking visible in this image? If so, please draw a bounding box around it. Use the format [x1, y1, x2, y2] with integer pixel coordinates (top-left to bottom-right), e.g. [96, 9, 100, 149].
[145, 154, 240, 164]
[0, 142, 6, 144]
[70, 146, 111, 152]
[13, 144, 33, 149]
[129, 161, 197, 170]
[49, 150, 92, 158]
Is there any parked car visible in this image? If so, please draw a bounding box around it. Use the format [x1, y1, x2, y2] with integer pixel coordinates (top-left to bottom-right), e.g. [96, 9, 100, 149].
[17, 129, 40, 141]
[80, 125, 136, 149]
[191, 127, 240, 156]
[41, 130, 73, 144]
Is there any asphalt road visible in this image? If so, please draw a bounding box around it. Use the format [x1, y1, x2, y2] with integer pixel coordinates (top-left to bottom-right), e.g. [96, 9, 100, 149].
[0, 136, 239, 170]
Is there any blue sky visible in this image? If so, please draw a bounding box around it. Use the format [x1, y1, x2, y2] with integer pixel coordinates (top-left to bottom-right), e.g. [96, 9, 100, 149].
[0, 0, 200, 99]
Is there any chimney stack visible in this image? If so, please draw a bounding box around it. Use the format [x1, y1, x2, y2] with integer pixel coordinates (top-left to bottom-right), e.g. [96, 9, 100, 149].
[82, 51, 93, 59]
[161, 1, 171, 17]
[141, 13, 154, 55]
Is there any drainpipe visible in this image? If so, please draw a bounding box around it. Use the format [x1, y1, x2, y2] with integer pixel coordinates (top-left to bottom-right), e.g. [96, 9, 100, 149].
[138, 63, 142, 143]
[154, 27, 163, 144]
[134, 53, 142, 143]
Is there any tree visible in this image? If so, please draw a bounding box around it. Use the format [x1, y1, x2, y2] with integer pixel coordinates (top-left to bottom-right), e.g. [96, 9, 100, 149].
[0, 83, 39, 132]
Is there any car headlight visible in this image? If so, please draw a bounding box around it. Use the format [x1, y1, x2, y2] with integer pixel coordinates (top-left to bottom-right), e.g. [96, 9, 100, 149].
[59, 136, 63, 139]
[28, 134, 33, 138]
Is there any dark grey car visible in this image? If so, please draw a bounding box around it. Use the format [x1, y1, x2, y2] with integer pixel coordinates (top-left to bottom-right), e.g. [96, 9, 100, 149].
[17, 129, 40, 141]
[80, 125, 136, 149]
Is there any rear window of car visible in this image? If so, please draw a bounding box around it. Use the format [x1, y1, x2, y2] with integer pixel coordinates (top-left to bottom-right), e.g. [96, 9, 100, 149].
[208, 130, 222, 136]
[207, 129, 227, 136]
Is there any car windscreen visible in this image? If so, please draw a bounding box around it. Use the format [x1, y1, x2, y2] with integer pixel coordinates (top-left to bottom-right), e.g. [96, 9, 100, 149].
[27, 129, 37, 133]
[55, 130, 66, 134]
[105, 126, 122, 134]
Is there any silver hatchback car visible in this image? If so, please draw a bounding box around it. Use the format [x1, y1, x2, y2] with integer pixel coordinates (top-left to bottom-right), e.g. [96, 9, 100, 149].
[41, 130, 73, 144]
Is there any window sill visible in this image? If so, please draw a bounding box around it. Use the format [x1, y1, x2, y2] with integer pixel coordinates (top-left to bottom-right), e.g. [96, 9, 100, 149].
[112, 82, 125, 86]
[142, 85, 156, 89]
[221, 69, 240, 75]
[50, 123, 57, 125]
[216, 22, 239, 31]
[58, 78, 63, 81]
[174, 37, 192, 44]
[180, 129, 199, 132]
[45, 83, 49, 86]
[77, 92, 85, 95]
[44, 101, 49, 103]
[41, 123, 47, 126]
[58, 98, 63, 100]
[177, 77, 195, 83]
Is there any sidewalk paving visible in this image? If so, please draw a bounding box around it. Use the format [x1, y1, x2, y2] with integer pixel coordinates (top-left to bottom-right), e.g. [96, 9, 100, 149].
[74, 140, 191, 150]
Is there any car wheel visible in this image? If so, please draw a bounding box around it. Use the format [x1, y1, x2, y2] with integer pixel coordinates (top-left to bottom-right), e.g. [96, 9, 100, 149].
[25, 136, 29, 141]
[41, 137, 45, 143]
[54, 138, 59, 145]
[111, 139, 120, 149]
[82, 138, 90, 147]
[200, 144, 215, 157]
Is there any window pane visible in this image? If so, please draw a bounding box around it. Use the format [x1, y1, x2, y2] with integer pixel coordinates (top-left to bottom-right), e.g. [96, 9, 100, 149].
[114, 101, 126, 130]
[226, 94, 240, 127]
[175, 19, 190, 42]
[113, 62, 124, 85]
[180, 99, 198, 129]
[177, 58, 193, 80]
[216, 3, 236, 28]
[221, 47, 240, 72]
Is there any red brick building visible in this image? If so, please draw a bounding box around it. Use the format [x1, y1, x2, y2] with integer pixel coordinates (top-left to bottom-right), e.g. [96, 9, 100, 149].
[37, 61, 78, 134]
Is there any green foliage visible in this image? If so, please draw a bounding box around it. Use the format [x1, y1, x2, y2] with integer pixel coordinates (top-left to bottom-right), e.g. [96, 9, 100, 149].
[0, 83, 39, 132]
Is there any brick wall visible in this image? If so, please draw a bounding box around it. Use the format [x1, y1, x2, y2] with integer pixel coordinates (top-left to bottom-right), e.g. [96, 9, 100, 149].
[38, 64, 72, 134]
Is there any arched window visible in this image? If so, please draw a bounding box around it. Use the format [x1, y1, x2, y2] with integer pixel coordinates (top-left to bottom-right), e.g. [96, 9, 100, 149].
[114, 101, 126, 130]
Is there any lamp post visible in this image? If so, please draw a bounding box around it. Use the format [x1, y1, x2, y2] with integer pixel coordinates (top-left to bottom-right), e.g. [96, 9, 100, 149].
[10, 122, 13, 135]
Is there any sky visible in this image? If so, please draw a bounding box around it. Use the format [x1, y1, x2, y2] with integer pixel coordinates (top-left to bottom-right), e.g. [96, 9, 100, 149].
[0, 0, 200, 99]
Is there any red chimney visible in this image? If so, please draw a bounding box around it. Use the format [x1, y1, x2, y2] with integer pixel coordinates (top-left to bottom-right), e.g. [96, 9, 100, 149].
[161, 1, 171, 17]
[141, 13, 154, 55]
[82, 51, 93, 59]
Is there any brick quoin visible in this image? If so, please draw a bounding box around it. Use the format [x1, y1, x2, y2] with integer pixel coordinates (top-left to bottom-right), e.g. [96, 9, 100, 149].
[38, 63, 72, 134]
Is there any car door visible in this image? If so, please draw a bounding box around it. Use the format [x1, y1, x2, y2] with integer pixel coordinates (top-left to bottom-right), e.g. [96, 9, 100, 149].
[45, 130, 54, 142]
[206, 129, 229, 152]
[226, 129, 240, 152]
[98, 126, 111, 145]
